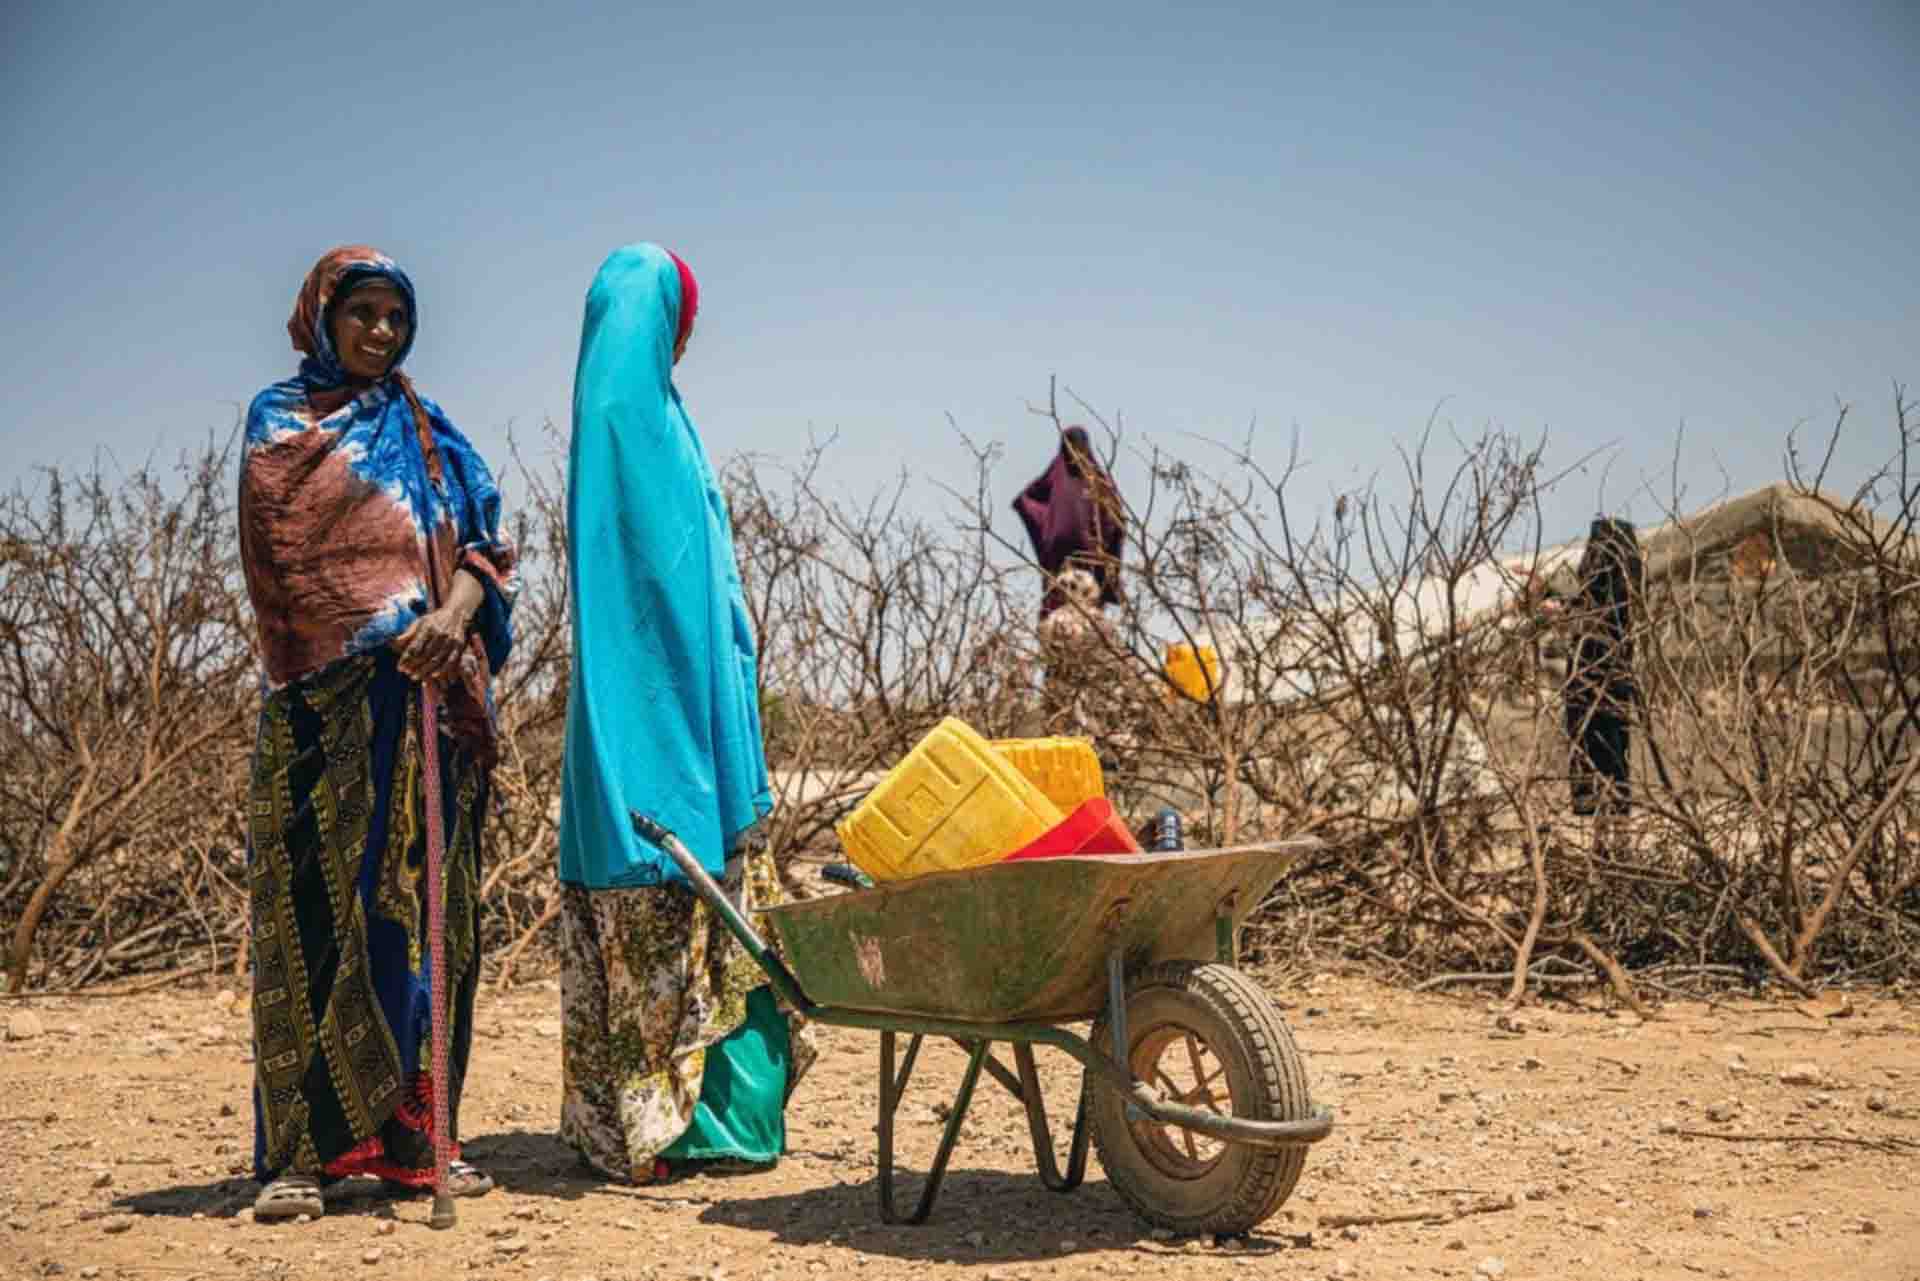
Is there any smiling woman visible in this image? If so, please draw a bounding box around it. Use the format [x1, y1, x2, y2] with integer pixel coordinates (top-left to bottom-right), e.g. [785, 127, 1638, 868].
[236, 245, 519, 1223]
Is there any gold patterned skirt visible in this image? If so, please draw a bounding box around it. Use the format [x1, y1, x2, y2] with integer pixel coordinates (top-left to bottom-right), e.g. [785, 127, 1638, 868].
[248, 654, 485, 1184]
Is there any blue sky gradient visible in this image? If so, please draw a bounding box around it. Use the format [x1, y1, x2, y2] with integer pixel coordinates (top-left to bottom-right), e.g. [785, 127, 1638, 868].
[3, 0, 1914, 543]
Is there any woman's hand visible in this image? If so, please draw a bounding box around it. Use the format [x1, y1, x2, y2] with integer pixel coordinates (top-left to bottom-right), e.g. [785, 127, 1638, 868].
[396, 569, 485, 685]
[396, 607, 471, 685]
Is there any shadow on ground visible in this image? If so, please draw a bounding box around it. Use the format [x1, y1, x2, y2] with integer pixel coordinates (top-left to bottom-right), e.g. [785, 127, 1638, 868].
[116, 1128, 592, 1220]
[112, 1175, 256, 1220]
[113, 1175, 408, 1219]
[696, 1166, 1311, 1265]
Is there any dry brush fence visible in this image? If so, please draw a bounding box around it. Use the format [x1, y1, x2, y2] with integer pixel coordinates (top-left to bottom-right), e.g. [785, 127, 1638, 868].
[2, 395, 1915, 1000]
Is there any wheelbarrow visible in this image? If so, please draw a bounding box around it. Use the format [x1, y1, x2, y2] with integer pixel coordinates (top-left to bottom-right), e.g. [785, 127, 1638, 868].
[630, 812, 1335, 1235]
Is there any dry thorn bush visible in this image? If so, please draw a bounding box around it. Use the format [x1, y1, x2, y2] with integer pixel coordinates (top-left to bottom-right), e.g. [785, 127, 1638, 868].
[1, 392, 1914, 1002]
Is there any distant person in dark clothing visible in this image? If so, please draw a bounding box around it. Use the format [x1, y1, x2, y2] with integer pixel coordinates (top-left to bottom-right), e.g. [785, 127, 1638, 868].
[1013, 426, 1126, 732]
[1013, 426, 1125, 621]
[1560, 517, 1642, 817]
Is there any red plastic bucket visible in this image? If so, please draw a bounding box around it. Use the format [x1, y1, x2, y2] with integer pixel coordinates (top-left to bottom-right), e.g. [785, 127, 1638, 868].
[1002, 797, 1143, 861]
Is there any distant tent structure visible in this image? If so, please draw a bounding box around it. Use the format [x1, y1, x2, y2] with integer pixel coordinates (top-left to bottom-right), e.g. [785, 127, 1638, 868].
[1174, 484, 1915, 813]
[1211, 482, 1913, 708]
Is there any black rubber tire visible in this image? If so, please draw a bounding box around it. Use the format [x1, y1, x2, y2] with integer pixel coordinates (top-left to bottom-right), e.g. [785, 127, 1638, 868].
[1087, 961, 1312, 1234]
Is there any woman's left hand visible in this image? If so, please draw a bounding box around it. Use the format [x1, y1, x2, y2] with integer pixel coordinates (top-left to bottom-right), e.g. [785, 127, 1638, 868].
[397, 567, 487, 686]
[396, 605, 473, 686]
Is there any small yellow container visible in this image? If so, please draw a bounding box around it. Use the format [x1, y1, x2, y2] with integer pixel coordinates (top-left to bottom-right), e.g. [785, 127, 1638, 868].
[838, 718, 1064, 882]
[1165, 642, 1223, 701]
[989, 736, 1105, 813]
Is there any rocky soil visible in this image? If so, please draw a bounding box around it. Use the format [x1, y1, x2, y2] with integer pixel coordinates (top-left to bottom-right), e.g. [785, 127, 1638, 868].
[2, 971, 1916, 1280]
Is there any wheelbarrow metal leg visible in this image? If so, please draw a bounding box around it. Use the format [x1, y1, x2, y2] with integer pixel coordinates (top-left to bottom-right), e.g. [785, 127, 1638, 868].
[953, 1038, 1024, 1103]
[1215, 890, 1240, 965]
[878, 1033, 988, 1225]
[1013, 1043, 1089, 1193]
[887, 1030, 925, 1099]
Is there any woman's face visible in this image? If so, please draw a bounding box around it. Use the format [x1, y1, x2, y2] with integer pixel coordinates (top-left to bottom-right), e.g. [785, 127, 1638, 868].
[329, 282, 411, 380]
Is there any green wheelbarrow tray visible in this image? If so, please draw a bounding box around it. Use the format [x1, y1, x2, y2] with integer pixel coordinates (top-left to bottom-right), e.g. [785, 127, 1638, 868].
[758, 841, 1319, 1023]
[629, 812, 1335, 1231]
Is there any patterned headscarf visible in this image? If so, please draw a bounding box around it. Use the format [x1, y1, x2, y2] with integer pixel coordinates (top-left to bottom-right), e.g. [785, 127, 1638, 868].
[280, 245, 444, 485]
[286, 245, 419, 381]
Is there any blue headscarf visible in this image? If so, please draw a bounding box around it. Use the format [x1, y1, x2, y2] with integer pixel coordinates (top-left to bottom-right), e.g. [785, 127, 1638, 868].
[557, 244, 773, 888]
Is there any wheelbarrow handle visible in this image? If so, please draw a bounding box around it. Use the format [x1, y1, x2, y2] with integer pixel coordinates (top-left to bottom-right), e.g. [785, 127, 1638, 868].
[629, 810, 816, 1014]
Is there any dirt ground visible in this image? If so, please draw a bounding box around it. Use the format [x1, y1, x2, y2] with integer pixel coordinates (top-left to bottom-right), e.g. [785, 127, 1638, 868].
[2, 969, 1916, 1281]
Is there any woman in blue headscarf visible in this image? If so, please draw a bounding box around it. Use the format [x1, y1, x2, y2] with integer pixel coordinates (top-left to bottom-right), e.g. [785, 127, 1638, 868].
[557, 244, 814, 1183]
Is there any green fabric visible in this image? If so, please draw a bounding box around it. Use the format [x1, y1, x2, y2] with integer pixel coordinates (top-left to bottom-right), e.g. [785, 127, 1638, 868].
[661, 985, 790, 1162]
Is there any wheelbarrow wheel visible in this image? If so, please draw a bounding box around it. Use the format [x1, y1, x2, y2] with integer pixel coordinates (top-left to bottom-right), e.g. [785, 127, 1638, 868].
[1087, 960, 1311, 1235]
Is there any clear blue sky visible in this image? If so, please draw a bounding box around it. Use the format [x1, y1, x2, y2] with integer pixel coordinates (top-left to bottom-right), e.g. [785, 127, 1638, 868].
[3, 0, 1914, 545]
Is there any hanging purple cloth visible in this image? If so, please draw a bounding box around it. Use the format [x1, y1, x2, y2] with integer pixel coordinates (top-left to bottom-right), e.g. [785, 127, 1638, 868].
[1012, 426, 1125, 617]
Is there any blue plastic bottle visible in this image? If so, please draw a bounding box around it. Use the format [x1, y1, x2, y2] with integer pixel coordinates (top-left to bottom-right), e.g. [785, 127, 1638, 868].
[1149, 807, 1185, 852]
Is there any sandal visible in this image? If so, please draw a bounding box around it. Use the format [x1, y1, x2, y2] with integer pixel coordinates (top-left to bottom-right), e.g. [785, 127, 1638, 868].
[375, 1158, 495, 1198]
[253, 1174, 324, 1222]
[448, 1159, 494, 1197]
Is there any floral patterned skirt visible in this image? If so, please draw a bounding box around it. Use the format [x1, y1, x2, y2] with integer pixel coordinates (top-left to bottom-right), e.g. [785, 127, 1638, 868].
[557, 846, 816, 1183]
